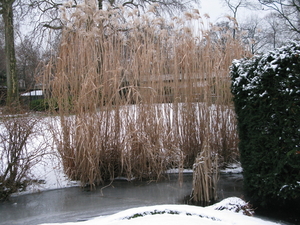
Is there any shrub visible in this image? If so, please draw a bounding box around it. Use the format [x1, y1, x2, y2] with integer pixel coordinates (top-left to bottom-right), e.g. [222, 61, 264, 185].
[29, 99, 49, 111]
[230, 41, 300, 206]
[0, 116, 47, 200]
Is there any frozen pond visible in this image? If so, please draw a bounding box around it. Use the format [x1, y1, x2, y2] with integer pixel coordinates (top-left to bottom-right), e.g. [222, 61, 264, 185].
[0, 173, 244, 225]
[1, 173, 296, 225]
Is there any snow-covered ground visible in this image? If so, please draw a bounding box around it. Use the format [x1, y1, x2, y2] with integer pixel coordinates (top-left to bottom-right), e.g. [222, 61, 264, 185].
[39, 199, 279, 225]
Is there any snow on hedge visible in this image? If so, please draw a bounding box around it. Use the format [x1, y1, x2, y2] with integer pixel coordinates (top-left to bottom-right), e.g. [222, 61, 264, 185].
[230, 41, 300, 205]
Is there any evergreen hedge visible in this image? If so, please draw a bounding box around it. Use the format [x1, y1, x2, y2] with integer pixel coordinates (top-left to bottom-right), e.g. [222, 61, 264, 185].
[230, 42, 300, 206]
[29, 99, 50, 111]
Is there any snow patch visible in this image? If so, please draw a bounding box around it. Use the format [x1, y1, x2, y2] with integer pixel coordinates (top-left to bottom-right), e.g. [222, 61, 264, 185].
[208, 197, 254, 216]
[220, 163, 243, 174]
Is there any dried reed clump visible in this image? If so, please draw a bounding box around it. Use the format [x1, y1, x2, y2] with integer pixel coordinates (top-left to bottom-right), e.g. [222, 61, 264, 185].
[43, 3, 251, 187]
[191, 139, 218, 203]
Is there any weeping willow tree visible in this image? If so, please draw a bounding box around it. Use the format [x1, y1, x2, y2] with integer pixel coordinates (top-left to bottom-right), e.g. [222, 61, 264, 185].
[43, 3, 250, 187]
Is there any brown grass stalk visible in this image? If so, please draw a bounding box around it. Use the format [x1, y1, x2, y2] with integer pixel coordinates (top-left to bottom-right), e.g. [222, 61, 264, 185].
[42, 4, 251, 188]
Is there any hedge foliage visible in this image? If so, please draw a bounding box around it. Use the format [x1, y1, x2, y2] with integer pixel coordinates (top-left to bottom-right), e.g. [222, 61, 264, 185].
[29, 99, 49, 111]
[230, 42, 300, 206]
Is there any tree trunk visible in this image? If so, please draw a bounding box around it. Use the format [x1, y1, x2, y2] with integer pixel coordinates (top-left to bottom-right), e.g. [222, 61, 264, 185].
[98, 0, 103, 9]
[2, 0, 19, 108]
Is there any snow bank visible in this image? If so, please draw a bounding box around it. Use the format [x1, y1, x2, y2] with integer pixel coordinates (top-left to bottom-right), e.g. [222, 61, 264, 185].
[40, 203, 279, 225]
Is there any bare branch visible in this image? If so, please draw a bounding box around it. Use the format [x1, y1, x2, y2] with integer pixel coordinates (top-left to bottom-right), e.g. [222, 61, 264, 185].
[43, 24, 63, 30]
[259, 0, 300, 33]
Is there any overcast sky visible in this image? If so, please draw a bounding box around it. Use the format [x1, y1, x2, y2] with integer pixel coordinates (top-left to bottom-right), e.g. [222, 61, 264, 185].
[199, 0, 265, 23]
[200, 0, 228, 22]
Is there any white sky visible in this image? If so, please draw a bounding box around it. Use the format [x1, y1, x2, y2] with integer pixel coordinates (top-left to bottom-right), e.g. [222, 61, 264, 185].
[199, 0, 228, 22]
[198, 0, 266, 24]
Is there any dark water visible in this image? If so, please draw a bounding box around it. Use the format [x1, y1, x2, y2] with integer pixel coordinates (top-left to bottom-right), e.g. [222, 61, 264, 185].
[0, 173, 296, 225]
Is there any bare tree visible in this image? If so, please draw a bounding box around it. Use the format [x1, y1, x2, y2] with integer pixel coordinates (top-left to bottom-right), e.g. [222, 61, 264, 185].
[208, 21, 233, 46]
[0, 20, 5, 89]
[16, 36, 41, 90]
[224, 0, 243, 20]
[0, 0, 19, 108]
[91, 0, 198, 12]
[239, 12, 294, 53]
[223, 0, 262, 39]
[263, 12, 292, 49]
[259, 0, 300, 33]
[240, 15, 268, 54]
[223, 0, 259, 39]
[28, 0, 200, 30]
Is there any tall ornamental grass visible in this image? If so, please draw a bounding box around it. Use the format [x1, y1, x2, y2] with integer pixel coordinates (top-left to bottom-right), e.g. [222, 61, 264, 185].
[43, 3, 250, 187]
